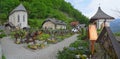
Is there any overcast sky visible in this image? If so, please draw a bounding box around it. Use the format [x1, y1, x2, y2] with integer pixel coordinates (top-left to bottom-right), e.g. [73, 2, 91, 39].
[65, 0, 120, 19]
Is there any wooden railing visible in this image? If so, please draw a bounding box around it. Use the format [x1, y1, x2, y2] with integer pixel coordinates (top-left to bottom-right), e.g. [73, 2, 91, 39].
[97, 26, 120, 59]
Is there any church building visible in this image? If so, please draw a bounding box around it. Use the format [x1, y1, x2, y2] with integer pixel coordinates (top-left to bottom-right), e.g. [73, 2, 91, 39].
[90, 7, 114, 29]
[9, 3, 28, 29]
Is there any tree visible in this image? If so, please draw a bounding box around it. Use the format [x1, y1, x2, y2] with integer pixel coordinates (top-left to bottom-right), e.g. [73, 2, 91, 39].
[0, 0, 89, 25]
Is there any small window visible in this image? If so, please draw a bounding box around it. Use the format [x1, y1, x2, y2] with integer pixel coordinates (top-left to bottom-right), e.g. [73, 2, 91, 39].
[18, 15, 20, 22]
[19, 23, 21, 27]
[23, 15, 25, 22]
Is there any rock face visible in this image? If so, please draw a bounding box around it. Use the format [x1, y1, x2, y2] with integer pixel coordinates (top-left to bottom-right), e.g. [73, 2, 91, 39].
[110, 19, 120, 33]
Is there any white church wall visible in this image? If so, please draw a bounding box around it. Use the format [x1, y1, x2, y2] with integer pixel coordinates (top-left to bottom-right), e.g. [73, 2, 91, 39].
[97, 19, 104, 29]
[97, 19, 114, 29]
[9, 11, 28, 28]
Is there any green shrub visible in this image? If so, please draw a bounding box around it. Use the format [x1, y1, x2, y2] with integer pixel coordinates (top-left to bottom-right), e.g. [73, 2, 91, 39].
[57, 39, 90, 59]
[0, 33, 6, 38]
[10, 31, 16, 38]
[114, 32, 120, 36]
[11, 29, 26, 36]
[0, 30, 3, 32]
[78, 33, 87, 40]
[37, 33, 50, 41]
[77, 28, 87, 40]
[27, 44, 38, 50]
[57, 47, 76, 59]
[57, 33, 90, 59]
[2, 55, 6, 59]
[97, 29, 102, 34]
[28, 19, 44, 28]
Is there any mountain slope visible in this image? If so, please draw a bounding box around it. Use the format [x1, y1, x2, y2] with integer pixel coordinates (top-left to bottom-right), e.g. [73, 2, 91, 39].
[0, 0, 89, 25]
[110, 19, 120, 33]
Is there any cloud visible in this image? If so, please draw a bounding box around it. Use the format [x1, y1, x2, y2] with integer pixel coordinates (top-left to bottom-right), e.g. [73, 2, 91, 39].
[65, 0, 91, 18]
[65, 0, 84, 8]
[88, 0, 120, 18]
[65, 0, 120, 18]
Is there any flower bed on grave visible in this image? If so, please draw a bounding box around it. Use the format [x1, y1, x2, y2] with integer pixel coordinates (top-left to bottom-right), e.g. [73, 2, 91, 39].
[57, 39, 90, 59]
[0, 30, 6, 38]
[57, 28, 91, 59]
[10, 29, 73, 50]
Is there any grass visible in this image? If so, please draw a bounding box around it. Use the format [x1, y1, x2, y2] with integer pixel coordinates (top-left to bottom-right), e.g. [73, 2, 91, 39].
[2, 55, 6, 59]
[0, 32, 6, 38]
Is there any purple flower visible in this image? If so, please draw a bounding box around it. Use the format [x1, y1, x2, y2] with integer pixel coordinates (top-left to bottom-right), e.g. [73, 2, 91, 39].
[78, 46, 83, 50]
[69, 47, 76, 51]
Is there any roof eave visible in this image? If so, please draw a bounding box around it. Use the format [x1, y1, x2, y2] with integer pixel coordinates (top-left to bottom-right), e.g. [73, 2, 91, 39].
[90, 17, 115, 23]
[9, 10, 27, 15]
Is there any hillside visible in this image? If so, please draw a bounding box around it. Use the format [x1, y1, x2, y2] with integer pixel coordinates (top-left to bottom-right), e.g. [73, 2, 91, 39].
[110, 19, 120, 33]
[0, 0, 89, 28]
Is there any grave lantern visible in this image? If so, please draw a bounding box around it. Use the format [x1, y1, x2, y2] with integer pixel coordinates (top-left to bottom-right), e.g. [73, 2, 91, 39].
[88, 24, 98, 55]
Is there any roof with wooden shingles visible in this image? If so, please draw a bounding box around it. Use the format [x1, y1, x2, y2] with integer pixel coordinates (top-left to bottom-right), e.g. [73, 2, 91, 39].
[90, 7, 114, 23]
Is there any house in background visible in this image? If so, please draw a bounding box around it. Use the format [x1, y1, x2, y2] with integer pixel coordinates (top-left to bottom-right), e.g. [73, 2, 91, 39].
[8, 3, 28, 29]
[70, 21, 86, 32]
[90, 7, 114, 29]
[77, 24, 85, 28]
[42, 18, 66, 30]
[70, 21, 79, 27]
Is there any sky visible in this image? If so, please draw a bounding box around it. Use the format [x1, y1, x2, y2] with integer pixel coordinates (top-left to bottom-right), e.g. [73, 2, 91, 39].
[65, 0, 120, 19]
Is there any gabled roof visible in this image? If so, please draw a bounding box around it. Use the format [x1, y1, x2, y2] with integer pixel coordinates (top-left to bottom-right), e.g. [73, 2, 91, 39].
[10, 3, 26, 14]
[5, 22, 15, 28]
[90, 7, 114, 23]
[44, 18, 66, 25]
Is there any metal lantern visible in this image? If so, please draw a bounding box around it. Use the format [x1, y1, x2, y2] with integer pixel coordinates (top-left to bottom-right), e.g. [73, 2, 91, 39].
[88, 24, 98, 55]
[89, 24, 98, 40]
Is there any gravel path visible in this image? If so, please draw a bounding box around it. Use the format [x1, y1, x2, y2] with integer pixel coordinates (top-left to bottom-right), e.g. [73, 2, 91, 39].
[1, 34, 78, 59]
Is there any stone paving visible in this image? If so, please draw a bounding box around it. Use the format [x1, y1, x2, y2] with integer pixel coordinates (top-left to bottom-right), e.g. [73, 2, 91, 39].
[1, 34, 78, 59]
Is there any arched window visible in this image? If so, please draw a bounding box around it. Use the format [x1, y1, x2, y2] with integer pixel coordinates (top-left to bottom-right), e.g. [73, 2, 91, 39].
[19, 23, 21, 27]
[18, 15, 20, 22]
[23, 15, 25, 22]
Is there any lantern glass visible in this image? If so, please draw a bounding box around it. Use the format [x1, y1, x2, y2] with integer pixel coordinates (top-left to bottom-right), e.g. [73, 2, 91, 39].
[89, 24, 98, 40]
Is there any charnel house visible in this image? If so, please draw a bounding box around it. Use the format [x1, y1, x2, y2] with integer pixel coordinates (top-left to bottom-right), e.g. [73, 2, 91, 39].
[90, 7, 114, 29]
[42, 18, 66, 30]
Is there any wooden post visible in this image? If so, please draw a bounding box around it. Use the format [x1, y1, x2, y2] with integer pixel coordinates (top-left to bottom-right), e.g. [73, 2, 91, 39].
[88, 24, 98, 55]
[90, 40, 96, 55]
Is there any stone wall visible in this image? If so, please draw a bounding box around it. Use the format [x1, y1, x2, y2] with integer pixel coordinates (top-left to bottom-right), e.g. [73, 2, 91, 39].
[42, 22, 55, 30]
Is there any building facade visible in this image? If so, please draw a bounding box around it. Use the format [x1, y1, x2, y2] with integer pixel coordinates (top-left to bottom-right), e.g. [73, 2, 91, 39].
[42, 18, 66, 30]
[90, 7, 114, 29]
[9, 4, 28, 29]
